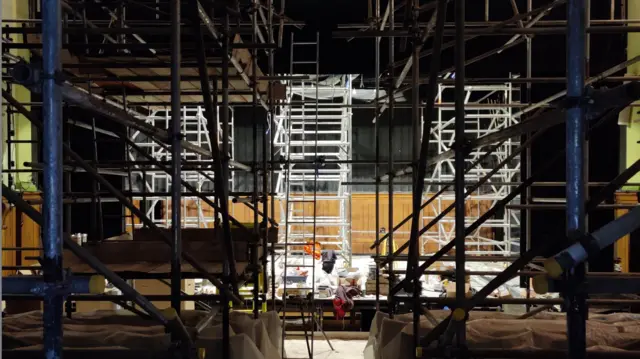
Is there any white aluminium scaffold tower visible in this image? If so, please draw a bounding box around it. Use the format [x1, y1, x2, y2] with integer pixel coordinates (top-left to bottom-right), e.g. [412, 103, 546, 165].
[273, 72, 354, 263]
[421, 80, 521, 257]
[127, 106, 235, 230]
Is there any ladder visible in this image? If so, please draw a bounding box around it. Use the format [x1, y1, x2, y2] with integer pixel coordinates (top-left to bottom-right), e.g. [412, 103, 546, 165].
[280, 32, 319, 359]
[278, 33, 338, 359]
[274, 40, 353, 264]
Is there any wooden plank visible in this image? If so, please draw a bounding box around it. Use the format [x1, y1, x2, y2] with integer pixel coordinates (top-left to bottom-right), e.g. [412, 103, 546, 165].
[63, 237, 251, 266]
[24, 36, 268, 107]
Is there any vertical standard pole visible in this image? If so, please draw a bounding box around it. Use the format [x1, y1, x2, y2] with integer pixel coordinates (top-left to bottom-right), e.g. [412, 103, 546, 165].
[268, 0, 277, 309]
[407, 0, 448, 348]
[263, 0, 274, 314]
[222, 13, 232, 359]
[522, 0, 533, 308]
[566, 0, 587, 358]
[6, 85, 14, 188]
[374, 0, 381, 309]
[454, 0, 467, 347]
[585, 0, 591, 77]
[387, 0, 395, 318]
[90, 113, 104, 241]
[407, 0, 420, 280]
[42, 0, 64, 357]
[262, 0, 272, 315]
[63, 117, 72, 235]
[410, 0, 421, 352]
[251, 0, 260, 319]
[312, 31, 320, 356]
[170, 0, 182, 314]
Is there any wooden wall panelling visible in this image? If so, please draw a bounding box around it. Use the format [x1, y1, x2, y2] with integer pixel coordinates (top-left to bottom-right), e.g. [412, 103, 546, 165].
[139, 193, 496, 256]
[351, 193, 494, 255]
[614, 191, 637, 273]
[2, 193, 42, 276]
[125, 199, 142, 233]
[351, 193, 414, 255]
[2, 200, 16, 277]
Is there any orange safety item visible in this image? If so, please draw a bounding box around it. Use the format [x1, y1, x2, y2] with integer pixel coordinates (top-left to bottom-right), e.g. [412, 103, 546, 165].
[304, 242, 321, 260]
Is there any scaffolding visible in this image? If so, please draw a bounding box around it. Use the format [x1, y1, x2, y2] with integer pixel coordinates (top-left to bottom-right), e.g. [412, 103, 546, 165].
[5, 0, 640, 358]
[274, 43, 353, 263]
[423, 81, 520, 256]
[126, 106, 235, 229]
[275, 34, 345, 358]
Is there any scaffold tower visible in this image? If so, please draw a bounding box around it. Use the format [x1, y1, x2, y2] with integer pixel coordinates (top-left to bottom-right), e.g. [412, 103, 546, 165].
[274, 59, 354, 263]
[127, 106, 235, 229]
[422, 80, 521, 256]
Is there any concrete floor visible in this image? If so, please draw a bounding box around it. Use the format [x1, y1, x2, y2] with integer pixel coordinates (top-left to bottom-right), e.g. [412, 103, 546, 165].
[284, 339, 367, 359]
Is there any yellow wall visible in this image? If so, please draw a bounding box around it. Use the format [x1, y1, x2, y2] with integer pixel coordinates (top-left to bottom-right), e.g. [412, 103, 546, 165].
[2, 0, 36, 190]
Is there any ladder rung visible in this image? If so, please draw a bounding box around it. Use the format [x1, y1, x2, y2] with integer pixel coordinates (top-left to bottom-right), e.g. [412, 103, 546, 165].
[290, 121, 343, 125]
[292, 61, 317, 64]
[283, 287, 314, 290]
[285, 265, 315, 268]
[293, 42, 317, 45]
[276, 115, 350, 120]
[285, 222, 350, 226]
[287, 196, 350, 200]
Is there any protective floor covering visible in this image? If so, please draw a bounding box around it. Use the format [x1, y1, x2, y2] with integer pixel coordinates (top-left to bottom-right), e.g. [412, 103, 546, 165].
[284, 339, 367, 359]
[3, 309, 283, 359]
[364, 310, 640, 359]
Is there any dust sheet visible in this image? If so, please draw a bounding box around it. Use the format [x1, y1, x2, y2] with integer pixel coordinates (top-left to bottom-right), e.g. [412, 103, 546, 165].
[3, 309, 284, 359]
[364, 310, 640, 359]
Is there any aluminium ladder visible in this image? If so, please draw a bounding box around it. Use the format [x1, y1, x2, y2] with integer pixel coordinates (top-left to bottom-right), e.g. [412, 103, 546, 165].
[274, 44, 353, 264]
[278, 33, 337, 359]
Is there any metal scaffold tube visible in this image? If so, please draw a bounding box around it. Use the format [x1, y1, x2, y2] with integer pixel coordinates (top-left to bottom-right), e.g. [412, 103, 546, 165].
[381, 130, 533, 268]
[565, 1, 588, 356]
[521, 0, 534, 306]
[222, 12, 233, 359]
[408, 0, 422, 346]
[2, 90, 242, 305]
[170, 0, 182, 316]
[6, 1, 640, 357]
[41, 0, 64, 356]
[374, 0, 381, 308]
[453, 0, 466, 346]
[251, 0, 261, 319]
[1, 184, 174, 334]
[395, 107, 619, 299]
[405, 0, 448, 351]
[414, 105, 624, 354]
[6, 58, 252, 173]
[268, 0, 277, 309]
[387, 0, 396, 317]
